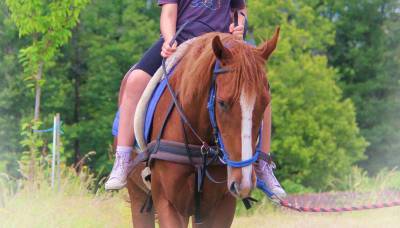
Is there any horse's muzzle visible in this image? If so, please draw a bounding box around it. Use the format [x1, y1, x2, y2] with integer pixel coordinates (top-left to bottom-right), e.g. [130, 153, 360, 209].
[228, 180, 252, 198]
[227, 166, 255, 198]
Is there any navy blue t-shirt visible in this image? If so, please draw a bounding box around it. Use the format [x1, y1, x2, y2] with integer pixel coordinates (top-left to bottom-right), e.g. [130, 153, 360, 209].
[158, 0, 245, 42]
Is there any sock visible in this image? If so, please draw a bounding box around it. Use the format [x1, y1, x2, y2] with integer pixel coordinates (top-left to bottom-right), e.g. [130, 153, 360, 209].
[116, 146, 133, 159]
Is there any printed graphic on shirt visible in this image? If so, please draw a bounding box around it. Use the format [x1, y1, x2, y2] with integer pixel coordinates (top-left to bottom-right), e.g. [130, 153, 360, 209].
[190, 0, 222, 11]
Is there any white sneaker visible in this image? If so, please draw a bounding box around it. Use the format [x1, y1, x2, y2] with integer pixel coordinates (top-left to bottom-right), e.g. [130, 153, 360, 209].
[255, 158, 287, 199]
[105, 150, 132, 190]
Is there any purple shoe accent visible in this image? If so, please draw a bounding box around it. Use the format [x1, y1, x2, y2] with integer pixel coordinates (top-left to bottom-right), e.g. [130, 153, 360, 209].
[255, 157, 287, 199]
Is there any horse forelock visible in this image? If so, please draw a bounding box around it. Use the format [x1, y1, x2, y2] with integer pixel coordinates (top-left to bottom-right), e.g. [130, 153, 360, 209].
[175, 33, 267, 106]
[230, 45, 266, 102]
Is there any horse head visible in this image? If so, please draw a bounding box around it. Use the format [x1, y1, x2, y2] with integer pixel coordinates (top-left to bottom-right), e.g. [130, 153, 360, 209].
[211, 27, 280, 198]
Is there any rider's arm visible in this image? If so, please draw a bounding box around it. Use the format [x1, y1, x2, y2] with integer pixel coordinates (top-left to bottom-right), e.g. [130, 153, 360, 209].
[160, 3, 178, 44]
[159, 2, 178, 57]
[230, 0, 247, 38]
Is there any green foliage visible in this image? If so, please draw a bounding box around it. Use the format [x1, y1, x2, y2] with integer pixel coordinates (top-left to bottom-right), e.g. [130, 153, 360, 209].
[341, 167, 400, 192]
[51, 0, 161, 174]
[18, 120, 46, 185]
[5, 0, 90, 77]
[1, 0, 398, 193]
[0, 1, 29, 177]
[249, 0, 367, 190]
[323, 0, 400, 174]
[281, 179, 314, 194]
[1, 0, 89, 176]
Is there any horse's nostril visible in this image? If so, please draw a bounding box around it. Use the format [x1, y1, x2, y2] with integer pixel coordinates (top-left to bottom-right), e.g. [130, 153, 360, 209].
[230, 182, 239, 195]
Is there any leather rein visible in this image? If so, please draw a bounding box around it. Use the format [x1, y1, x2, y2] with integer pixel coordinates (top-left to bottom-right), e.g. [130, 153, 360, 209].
[162, 15, 261, 171]
[150, 12, 260, 222]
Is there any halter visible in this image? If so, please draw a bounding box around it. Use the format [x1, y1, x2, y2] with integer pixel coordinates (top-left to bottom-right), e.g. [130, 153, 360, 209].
[207, 60, 262, 168]
[162, 19, 260, 169]
[157, 13, 259, 223]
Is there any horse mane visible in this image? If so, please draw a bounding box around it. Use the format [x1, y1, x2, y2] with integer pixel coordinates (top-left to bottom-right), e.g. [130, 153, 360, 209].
[173, 32, 267, 107]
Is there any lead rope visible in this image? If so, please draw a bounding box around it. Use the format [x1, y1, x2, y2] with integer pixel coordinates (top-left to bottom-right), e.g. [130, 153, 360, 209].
[279, 197, 400, 213]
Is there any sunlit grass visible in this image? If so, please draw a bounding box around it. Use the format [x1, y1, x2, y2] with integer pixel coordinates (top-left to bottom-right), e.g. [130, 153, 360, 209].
[1, 187, 400, 228]
[1, 167, 400, 227]
[0, 167, 132, 228]
[233, 207, 400, 228]
[0, 188, 131, 228]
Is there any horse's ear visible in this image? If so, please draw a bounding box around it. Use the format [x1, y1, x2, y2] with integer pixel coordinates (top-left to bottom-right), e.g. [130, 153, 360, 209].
[212, 36, 232, 61]
[258, 27, 280, 60]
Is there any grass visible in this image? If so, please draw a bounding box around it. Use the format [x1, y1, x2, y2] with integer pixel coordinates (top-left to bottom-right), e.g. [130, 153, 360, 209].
[234, 207, 400, 228]
[0, 189, 132, 228]
[1, 184, 400, 228]
[1, 167, 400, 227]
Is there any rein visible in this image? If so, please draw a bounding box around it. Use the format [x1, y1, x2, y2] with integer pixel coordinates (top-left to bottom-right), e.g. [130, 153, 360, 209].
[162, 21, 210, 151]
[162, 17, 260, 170]
[156, 13, 259, 223]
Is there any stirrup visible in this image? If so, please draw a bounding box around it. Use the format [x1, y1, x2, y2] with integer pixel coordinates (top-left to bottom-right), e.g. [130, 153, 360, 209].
[141, 167, 152, 190]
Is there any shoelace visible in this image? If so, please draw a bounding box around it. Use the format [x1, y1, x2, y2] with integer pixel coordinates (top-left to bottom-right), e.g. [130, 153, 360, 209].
[110, 153, 128, 178]
[259, 160, 281, 188]
[260, 160, 276, 172]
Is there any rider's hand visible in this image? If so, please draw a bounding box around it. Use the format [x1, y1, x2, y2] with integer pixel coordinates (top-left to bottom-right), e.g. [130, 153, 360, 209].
[161, 39, 178, 58]
[229, 24, 244, 39]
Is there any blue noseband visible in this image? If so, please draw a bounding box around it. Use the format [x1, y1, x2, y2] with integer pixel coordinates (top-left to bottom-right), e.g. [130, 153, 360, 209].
[207, 60, 262, 168]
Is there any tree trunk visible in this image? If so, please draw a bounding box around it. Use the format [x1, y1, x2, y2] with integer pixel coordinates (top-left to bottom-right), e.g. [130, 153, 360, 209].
[29, 61, 44, 186]
[34, 62, 44, 121]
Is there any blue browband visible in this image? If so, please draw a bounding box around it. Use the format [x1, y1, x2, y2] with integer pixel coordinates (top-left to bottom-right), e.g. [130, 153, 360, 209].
[207, 60, 262, 168]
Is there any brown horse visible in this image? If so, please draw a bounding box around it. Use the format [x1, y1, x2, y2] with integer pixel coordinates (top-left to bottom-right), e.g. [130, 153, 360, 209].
[125, 28, 280, 228]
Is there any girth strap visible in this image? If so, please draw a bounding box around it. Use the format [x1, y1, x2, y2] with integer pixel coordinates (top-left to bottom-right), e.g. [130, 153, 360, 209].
[129, 140, 222, 173]
[148, 140, 220, 165]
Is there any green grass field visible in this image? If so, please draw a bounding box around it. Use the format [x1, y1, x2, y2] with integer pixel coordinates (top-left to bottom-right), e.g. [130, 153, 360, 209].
[1, 186, 400, 228]
[1, 167, 400, 228]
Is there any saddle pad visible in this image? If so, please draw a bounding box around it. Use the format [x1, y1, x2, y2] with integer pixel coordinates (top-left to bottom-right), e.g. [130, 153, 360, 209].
[143, 71, 174, 144]
[134, 38, 196, 152]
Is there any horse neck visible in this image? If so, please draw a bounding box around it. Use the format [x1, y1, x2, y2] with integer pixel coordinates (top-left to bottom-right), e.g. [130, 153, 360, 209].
[171, 76, 214, 145]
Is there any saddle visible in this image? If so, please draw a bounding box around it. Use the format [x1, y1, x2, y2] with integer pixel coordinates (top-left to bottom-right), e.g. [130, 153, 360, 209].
[129, 38, 214, 191]
[134, 38, 196, 153]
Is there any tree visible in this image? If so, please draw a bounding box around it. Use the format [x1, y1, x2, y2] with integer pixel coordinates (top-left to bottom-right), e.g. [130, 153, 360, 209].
[49, 0, 161, 171]
[0, 0, 29, 176]
[323, 0, 400, 174]
[5, 0, 89, 121]
[4, 0, 89, 181]
[249, 0, 367, 190]
[0, 0, 372, 191]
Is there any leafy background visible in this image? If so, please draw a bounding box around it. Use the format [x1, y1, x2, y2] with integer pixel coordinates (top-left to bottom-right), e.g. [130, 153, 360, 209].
[0, 0, 399, 193]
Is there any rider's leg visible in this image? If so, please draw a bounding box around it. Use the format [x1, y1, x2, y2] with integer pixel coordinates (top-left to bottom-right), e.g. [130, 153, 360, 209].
[105, 39, 164, 190]
[255, 102, 287, 198]
[117, 70, 151, 147]
[105, 70, 151, 190]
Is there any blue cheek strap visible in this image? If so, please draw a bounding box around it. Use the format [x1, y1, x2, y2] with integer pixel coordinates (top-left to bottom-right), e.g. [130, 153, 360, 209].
[207, 60, 262, 168]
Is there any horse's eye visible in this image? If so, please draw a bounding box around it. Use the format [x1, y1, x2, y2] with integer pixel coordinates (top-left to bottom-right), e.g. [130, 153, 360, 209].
[217, 100, 229, 111]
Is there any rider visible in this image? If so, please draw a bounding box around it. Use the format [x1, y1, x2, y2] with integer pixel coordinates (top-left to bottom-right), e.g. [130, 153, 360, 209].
[105, 0, 286, 199]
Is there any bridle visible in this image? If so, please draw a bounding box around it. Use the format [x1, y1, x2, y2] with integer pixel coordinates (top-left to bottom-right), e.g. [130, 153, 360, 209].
[207, 60, 262, 168]
[162, 47, 261, 170]
[158, 12, 260, 222]
[161, 11, 261, 169]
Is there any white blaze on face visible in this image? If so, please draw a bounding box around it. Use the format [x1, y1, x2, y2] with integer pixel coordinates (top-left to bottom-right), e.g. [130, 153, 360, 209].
[240, 89, 256, 190]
